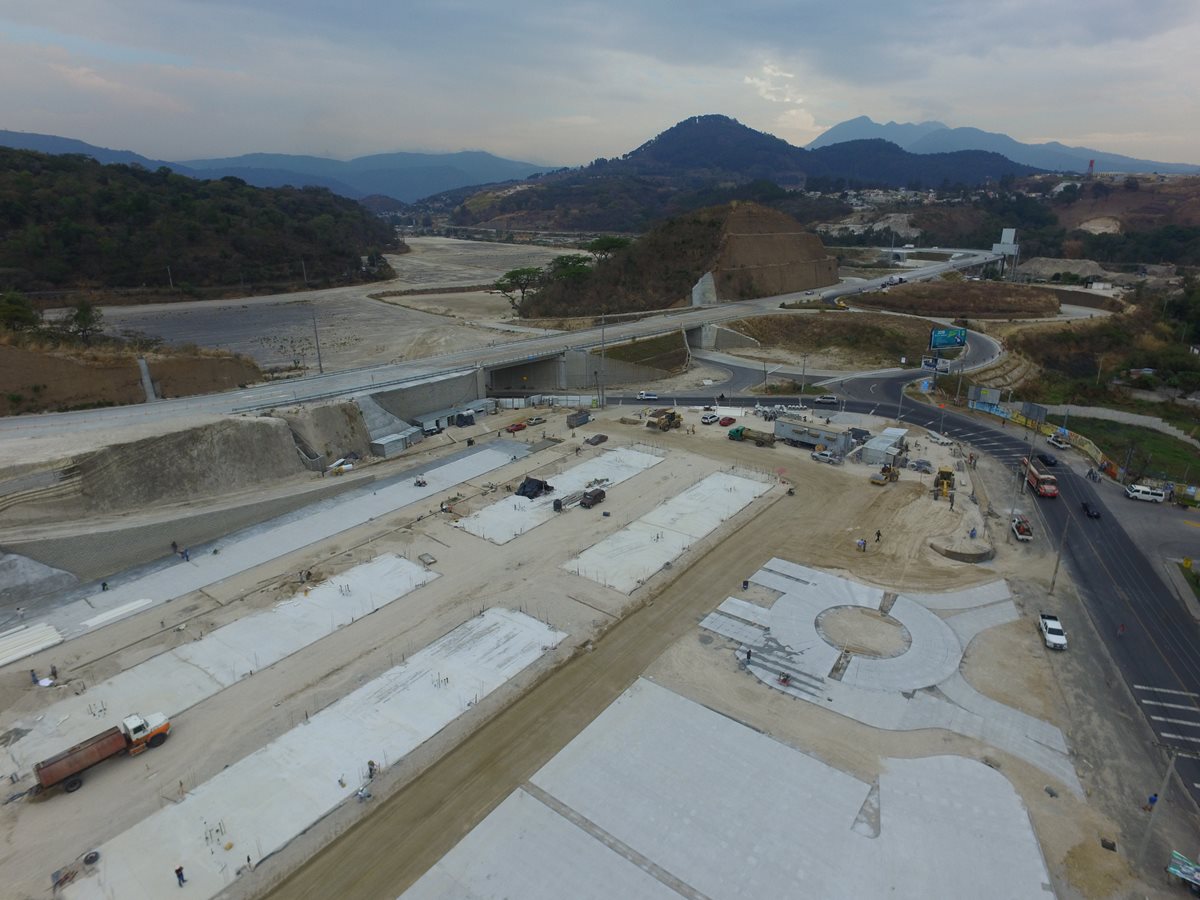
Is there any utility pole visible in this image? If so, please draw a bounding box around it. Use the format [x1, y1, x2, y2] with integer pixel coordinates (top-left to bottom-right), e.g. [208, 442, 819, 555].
[955, 360, 965, 404]
[1048, 516, 1070, 594]
[1006, 462, 1022, 543]
[800, 353, 809, 398]
[1136, 748, 1180, 867]
[599, 314, 606, 409]
[311, 306, 324, 374]
[301, 259, 309, 285]
[167, 266, 174, 289]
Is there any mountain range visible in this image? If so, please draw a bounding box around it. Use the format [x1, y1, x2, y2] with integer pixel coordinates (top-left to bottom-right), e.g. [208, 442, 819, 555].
[0, 130, 550, 202]
[808, 116, 1200, 175]
[437, 115, 1041, 232]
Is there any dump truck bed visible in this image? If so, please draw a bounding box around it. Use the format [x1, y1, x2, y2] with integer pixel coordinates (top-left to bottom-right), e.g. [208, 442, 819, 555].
[34, 727, 126, 788]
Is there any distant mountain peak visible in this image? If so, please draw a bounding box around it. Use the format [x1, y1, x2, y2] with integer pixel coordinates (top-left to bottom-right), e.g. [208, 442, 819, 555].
[809, 116, 1199, 174]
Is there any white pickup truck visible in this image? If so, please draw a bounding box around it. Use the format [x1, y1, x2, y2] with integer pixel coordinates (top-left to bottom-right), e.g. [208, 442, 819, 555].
[1039, 613, 1067, 650]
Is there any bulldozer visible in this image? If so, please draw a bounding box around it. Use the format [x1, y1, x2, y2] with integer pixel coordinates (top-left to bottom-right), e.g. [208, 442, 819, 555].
[645, 408, 682, 431]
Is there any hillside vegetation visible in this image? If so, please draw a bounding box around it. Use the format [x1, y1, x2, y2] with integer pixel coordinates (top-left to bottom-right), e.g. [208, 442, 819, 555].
[0, 148, 398, 296]
[519, 207, 727, 317]
[730, 312, 939, 368]
[514, 202, 833, 317]
[857, 282, 1059, 318]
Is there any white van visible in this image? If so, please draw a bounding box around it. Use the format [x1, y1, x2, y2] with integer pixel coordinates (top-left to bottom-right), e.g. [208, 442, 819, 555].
[1125, 484, 1166, 503]
[636, 391, 658, 401]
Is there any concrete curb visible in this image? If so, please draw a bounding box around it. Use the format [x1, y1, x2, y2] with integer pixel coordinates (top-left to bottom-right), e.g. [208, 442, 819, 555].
[1164, 558, 1200, 622]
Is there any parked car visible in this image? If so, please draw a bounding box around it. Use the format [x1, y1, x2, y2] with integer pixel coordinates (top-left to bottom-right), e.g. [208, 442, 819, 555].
[526, 416, 546, 426]
[814, 395, 839, 406]
[701, 414, 718, 425]
[1048, 435, 1070, 450]
[579, 487, 606, 509]
[1039, 613, 1067, 650]
[927, 433, 953, 447]
[909, 459, 934, 474]
[1035, 453, 1058, 467]
[584, 433, 608, 446]
[1081, 501, 1102, 519]
[505, 422, 527, 433]
[811, 450, 843, 465]
[718, 416, 736, 427]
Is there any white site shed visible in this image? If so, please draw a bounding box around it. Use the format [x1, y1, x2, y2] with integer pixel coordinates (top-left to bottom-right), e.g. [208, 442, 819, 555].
[861, 427, 908, 466]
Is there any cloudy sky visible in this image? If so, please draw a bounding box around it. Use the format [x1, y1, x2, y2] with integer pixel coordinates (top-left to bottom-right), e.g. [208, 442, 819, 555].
[1, 1, 1198, 165]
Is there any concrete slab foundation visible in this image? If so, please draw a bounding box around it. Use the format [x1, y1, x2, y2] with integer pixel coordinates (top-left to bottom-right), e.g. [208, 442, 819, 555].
[61, 609, 565, 900]
[3, 555, 436, 777]
[405, 679, 1053, 899]
[456, 447, 663, 545]
[563, 472, 769, 594]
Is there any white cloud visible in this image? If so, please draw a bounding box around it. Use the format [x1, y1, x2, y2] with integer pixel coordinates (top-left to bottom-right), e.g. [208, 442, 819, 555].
[0, 1, 1196, 165]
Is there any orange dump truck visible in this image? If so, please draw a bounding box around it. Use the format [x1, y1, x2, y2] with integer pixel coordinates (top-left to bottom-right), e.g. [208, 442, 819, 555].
[34, 713, 171, 793]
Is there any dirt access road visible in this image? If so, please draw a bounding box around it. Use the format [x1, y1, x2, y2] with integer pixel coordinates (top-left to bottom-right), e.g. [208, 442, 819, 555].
[263, 491, 800, 900]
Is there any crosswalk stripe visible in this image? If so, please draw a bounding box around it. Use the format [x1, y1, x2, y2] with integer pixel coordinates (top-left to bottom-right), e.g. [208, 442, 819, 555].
[1142, 700, 1199, 711]
[1150, 715, 1200, 727]
[1160, 732, 1200, 744]
[1136, 685, 1200, 697]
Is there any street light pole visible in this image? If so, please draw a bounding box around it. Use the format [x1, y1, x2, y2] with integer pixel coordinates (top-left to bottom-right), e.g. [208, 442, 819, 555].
[1048, 516, 1071, 594]
[600, 314, 606, 409]
[311, 306, 324, 375]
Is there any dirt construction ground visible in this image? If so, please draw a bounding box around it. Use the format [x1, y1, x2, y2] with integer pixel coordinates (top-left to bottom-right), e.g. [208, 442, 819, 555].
[5, 230, 1198, 897]
[85, 237, 568, 371]
[3, 402, 1192, 900]
[246, 411, 1199, 900]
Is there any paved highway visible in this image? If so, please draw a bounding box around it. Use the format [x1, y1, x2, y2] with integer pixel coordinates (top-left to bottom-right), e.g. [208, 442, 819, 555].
[0, 248, 999, 443]
[839, 354, 1200, 803]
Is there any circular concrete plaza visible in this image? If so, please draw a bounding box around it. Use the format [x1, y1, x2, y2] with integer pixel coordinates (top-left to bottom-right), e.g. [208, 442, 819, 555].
[770, 592, 963, 691]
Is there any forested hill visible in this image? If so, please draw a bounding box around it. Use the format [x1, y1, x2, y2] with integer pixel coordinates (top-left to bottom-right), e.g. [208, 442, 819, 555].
[0, 148, 398, 294]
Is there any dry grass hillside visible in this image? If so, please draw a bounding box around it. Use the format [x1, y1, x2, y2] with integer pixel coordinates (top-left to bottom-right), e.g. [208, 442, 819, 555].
[0, 343, 260, 416]
[855, 282, 1059, 319]
[729, 312, 939, 368]
[1054, 177, 1200, 233]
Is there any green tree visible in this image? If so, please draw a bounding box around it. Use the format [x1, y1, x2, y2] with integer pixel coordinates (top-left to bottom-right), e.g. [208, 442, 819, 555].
[545, 255, 592, 284]
[494, 267, 543, 313]
[0, 291, 39, 331]
[67, 300, 105, 344]
[584, 236, 632, 262]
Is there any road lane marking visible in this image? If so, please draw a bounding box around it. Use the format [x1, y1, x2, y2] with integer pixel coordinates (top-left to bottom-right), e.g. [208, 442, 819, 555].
[1141, 700, 1200, 711]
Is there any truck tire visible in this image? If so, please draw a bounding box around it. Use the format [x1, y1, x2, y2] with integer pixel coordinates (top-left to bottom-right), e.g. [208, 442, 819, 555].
[148, 733, 168, 749]
[64, 776, 83, 793]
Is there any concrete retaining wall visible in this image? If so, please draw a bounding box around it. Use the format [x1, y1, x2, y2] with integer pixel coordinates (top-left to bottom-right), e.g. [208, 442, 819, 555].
[372, 370, 484, 421]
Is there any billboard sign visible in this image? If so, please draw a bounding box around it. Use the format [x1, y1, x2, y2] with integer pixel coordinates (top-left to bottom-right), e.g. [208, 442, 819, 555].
[970, 386, 1002, 405]
[930, 327, 967, 350]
